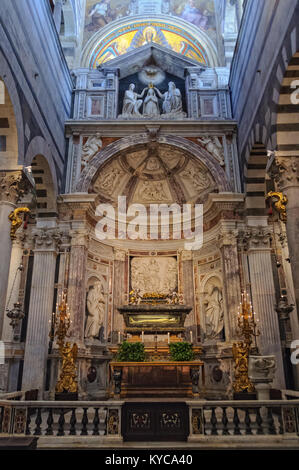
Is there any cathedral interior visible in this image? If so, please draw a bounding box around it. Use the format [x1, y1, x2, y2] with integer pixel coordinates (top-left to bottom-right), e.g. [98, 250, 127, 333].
[1, 0, 299, 451]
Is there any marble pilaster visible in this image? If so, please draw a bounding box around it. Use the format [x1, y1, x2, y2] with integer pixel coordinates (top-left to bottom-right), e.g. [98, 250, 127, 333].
[179, 250, 196, 336]
[218, 226, 242, 341]
[67, 230, 88, 344]
[243, 226, 285, 389]
[112, 249, 127, 338]
[22, 228, 60, 396]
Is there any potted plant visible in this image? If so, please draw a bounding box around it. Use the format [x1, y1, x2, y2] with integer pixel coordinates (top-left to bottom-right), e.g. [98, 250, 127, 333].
[116, 341, 146, 362]
[169, 342, 194, 362]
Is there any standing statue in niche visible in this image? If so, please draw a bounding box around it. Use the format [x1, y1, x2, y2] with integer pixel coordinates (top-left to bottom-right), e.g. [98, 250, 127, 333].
[85, 281, 106, 341]
[121, 84, 147, 117]
[154, 81, 185, 117]
[203, 284, 224, 340]
[81, 133, 102, 167]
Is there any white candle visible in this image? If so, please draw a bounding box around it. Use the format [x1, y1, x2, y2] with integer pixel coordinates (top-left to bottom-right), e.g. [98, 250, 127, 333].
[167, 332, 170, 344]
[118, 331, 121, 343]
[141, 331, 144, 342]
[190, 330, 193, 343]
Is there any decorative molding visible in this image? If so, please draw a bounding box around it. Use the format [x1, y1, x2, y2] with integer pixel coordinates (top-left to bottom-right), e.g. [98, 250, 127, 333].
[0, 171, 31, 205]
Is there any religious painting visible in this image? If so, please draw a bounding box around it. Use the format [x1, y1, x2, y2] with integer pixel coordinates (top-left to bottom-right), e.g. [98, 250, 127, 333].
[84, 0, 132, 44]
[169, 0, 215, 31]
[89, 20, 208, 66]
[87, 96, 105, 116]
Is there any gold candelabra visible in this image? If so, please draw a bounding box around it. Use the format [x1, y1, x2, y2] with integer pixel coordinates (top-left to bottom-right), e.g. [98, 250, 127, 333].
[50, 291, 78, 394]
[233, 291, 259, 394]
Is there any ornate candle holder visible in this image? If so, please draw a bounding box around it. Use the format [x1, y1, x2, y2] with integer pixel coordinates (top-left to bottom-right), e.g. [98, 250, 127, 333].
[50, 291, 78, 396]
[233, 291, 259, 394]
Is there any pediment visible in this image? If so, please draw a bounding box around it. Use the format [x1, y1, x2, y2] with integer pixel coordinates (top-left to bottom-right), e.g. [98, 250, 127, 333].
[99, 43, 206, 80]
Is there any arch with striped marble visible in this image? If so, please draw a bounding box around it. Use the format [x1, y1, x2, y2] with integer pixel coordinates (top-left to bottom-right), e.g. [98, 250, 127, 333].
[276, 50, 299, 159]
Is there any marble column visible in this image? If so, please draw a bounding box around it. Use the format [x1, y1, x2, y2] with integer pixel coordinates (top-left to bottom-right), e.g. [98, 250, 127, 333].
[1, 233, 26, 342]
[0, 171, 27, 338]
[67, 230, 88, 344]
[271, 156, 299, 317]
[218, 226, 242, 341]
[22, 228, 60, 396]
[244, 226, 285, 389]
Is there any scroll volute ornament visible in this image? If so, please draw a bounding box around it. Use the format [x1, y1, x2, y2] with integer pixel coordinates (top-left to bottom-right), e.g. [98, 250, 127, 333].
[266, 191, 288, 223]
[8, 207, 30, 240]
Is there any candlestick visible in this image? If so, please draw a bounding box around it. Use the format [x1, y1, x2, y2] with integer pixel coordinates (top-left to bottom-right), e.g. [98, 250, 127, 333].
[141, 331, 144, 342]
[118, 331, 121, 344]
[167, 332, 170, 344]
[190, 330, 193, 343]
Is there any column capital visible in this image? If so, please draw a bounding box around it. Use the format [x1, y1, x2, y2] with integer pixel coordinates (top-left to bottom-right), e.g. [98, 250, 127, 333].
[239, 226, 272, 251]
[70, 229, 89, 247]
[113, 248, 127, 261]
[0, 170, 31, 205]
[217, 228, 239, 247]
[32, 228, 63, 252]
[269, 155, 299, 191]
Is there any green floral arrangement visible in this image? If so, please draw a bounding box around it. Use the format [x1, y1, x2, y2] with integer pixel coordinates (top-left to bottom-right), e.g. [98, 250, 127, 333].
[116, 341, 146, 362]
[169, 342, 194, 362]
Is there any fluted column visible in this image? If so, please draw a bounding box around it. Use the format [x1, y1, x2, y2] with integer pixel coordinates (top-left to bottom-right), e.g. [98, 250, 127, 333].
[271, 156, 299, 316]
[22, 228, 60, 396]
[53, 0, 64, 33]
[244, 226, 285, 389]
[0, 171, 27, 337]
[218, 226, 242, 341]
[67, 230, 88, 344]
[1, 233, 26, 342]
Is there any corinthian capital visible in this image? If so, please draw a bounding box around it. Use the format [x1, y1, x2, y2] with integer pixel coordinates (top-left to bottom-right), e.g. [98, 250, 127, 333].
[270, 156, 299, 190]
[0, 171, 31, 204]
[70, 229, 89, 247]
[217, 228, 238, 247]
[239, 226, 272, 251]
[32, 228, 62, 251]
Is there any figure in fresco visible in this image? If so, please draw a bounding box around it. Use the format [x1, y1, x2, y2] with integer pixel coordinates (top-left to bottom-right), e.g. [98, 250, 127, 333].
[170, 0, 213, 30]
[86, 0, 113, 30]
[121, 84, 147, 117]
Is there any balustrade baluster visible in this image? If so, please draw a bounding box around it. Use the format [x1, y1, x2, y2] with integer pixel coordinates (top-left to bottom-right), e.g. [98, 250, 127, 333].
[245, 408, 253, 435]
[81, 408, 88, 435]
[222, 407, 229, 435]
[267, 407, 276, 435]
[69, 409, 77, 436]
[233, 408, 241, 435]
[93, 408, 100, 436]
[57, 409, 65, 436]
[25, 408, 31, 435]
[34, 408, 42, 436]
[210, 407, 218, 435]
[278, 409, 284, 435]
[45, 409, 54, 436]
[255, 408, 264, 435]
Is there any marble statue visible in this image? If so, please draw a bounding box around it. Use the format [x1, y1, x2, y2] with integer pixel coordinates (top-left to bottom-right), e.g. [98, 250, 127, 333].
[81, 133, 102, 167]
[203, 284, 224, 339]
[131, 256, 177, 296]
[198, 136, 225, 166]
[85, 281, 106, 340]
[154, 82, 185, 116]
[121, 84, 147, 117]
[143, 88, 160, 117]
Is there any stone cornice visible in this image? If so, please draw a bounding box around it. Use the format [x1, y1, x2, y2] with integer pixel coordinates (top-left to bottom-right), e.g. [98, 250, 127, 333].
[65, 119, 238, 138]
